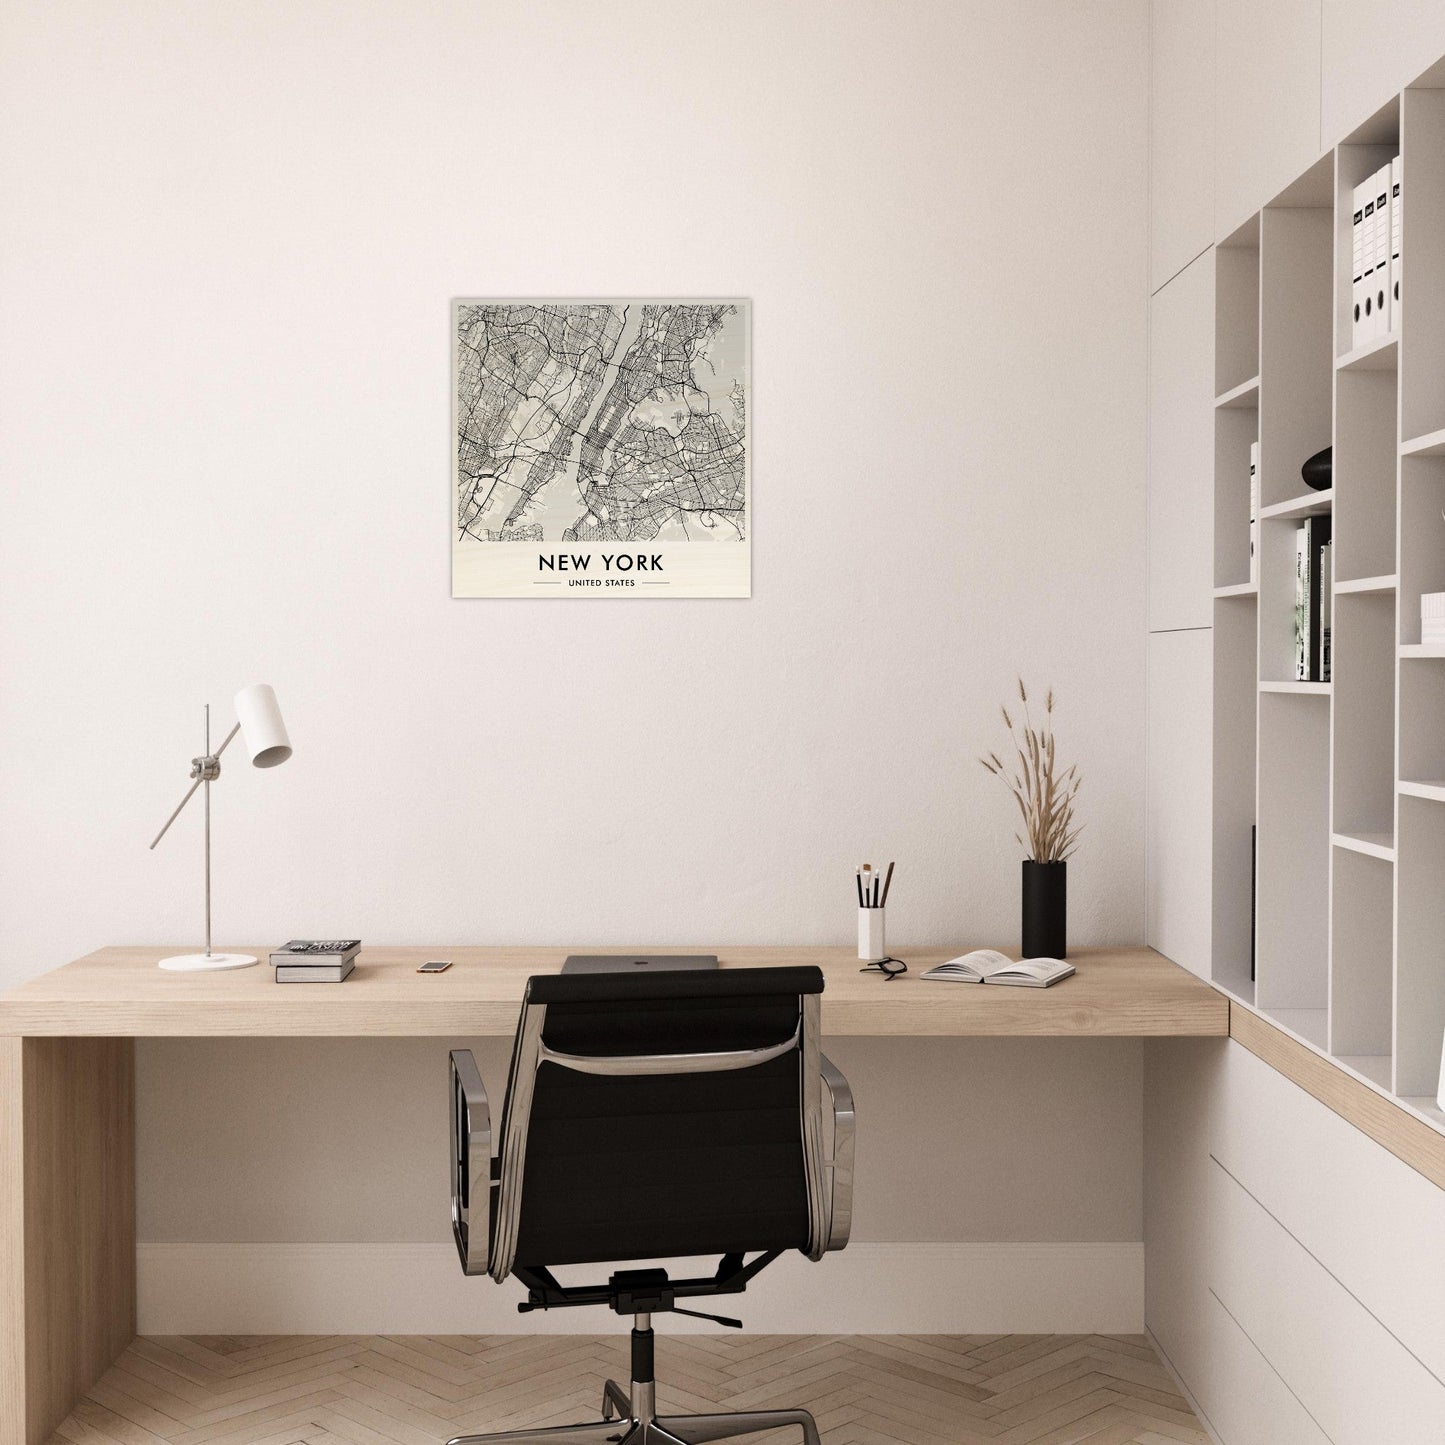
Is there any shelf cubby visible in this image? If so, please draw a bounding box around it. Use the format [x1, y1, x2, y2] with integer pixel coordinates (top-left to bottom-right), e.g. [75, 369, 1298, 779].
[1334, 370, 1397, 581]
[1335, 117, 1399, 363]
[1398, 455, 1445, 644]
[1214, 403, 1257, 589]
[1400, 85, 1445, 442]
[1398, 653, 1445, 783]
[1329, 847, 1393, 1066]
[1255, 692, 1330, 1019]
[1259, 178, 1333, 511]
[1257, 505, 1331, 686]
[1331, 591, 1396, 836]
[1215, 215, 1260, 398]
[1212, 593, 1258, 1003]
[1396, 796, 1445, 1100]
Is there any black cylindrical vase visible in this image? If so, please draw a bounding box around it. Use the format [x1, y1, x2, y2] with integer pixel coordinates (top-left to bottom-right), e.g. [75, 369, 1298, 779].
[1021, 860, 1067, 958]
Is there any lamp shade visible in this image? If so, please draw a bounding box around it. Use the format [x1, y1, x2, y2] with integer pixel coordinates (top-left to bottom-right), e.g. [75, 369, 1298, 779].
[233, 684, 292, 768]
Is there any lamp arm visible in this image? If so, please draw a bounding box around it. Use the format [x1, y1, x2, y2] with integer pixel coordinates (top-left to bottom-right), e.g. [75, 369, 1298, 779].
[212, 721, 242, 759]
[147, 722, 242, 849]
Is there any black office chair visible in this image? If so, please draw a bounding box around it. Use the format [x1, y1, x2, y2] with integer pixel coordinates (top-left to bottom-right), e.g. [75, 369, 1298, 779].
[446, 965, 855, 1445]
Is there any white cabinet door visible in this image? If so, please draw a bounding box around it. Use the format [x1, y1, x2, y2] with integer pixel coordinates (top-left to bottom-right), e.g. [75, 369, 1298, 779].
[1147, 629, 1213, 977]
[1215, 0, 1322, 236]
[1322, 0, 1445, 144]
[1149, 252, 1215, 631]
[1150, 0, 1216, 291]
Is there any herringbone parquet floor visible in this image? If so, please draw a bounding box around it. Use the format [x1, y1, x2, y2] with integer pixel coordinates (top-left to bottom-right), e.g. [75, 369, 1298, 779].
[49, 1334, 1209, 1445]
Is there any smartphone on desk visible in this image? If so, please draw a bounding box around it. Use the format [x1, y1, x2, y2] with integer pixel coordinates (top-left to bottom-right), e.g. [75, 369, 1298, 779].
[417, 959, 452, 973]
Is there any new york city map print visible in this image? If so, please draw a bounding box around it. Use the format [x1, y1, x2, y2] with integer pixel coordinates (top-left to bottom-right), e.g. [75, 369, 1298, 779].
[452, 300, 750, 597]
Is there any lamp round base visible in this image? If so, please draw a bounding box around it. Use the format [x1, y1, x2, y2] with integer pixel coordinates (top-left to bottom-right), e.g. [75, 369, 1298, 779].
[157, 952, 258, 972]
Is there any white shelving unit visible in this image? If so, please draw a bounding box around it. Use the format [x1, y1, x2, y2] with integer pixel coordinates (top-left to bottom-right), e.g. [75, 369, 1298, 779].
[1212, 80, 1445, 1138]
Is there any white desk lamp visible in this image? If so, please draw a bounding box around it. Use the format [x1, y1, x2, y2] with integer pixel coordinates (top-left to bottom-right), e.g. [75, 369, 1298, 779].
[149, 683, 292, 972]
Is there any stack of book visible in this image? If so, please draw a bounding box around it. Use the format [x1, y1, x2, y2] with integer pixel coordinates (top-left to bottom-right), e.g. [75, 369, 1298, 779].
[270, 939, 361, 982]
[1294, 517, 1332, 682]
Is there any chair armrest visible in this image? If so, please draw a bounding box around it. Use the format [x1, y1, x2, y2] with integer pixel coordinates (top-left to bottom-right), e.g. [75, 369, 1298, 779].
[449, 1049, 492, 1277]
[819, 1053, 855, 1252]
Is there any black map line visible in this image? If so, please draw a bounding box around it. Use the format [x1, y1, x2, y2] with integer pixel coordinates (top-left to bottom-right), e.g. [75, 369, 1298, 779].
[455, 302, 746, 546]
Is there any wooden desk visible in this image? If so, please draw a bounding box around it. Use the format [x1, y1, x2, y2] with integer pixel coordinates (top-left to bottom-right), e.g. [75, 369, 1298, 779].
[0, 944, 1223, 1445]
[0, 943, 1225, 1038]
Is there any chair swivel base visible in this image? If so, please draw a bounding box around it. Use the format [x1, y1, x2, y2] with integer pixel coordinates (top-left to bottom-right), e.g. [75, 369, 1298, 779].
[445, 1374, 821, 1445]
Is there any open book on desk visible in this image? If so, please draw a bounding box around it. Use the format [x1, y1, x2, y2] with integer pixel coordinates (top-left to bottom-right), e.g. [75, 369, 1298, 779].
[920, 949, 1075, 988]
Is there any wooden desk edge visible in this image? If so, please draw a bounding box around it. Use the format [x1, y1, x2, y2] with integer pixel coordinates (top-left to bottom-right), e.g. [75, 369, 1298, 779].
[0, 944, 1228, 1039]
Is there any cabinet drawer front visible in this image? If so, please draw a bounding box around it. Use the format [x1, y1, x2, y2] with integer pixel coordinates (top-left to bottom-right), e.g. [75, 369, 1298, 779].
[1195, 1289, 1330, 1445]
[1210, 1159, 1445, 1444]
[1217, 1041, 1445, 1379]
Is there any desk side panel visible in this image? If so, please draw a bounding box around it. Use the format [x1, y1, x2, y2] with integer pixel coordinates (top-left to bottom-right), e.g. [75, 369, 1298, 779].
[15, 1039, 136, 1445]
[1, 1040, 23, 1445]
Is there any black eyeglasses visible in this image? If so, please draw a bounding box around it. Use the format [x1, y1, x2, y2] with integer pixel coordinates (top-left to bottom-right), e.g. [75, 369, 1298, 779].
[859, 957, 908, 981]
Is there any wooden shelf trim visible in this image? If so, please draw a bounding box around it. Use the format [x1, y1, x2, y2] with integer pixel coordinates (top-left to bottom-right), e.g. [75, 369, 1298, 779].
[1230, 1003, 1445, 1191]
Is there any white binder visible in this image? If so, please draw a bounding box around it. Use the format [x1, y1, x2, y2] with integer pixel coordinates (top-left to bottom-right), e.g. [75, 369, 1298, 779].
[1249, 440, 1259, 586]
[1373, 165, 1391, 340]
[1351, 179, 1368, 349]
[1361, 175, 1379, 342]
[1390, 155, 1402, 333]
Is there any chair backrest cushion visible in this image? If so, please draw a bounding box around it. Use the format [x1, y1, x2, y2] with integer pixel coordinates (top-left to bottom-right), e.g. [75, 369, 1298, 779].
[507, 966, 823, 1269]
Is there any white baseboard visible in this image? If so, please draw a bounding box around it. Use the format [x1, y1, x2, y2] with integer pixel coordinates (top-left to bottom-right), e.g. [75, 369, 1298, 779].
[137, 1241, 1143, 1335]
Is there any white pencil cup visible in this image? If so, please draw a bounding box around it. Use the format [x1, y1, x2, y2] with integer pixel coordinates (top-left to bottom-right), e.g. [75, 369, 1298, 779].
[858, 907, 886, 963]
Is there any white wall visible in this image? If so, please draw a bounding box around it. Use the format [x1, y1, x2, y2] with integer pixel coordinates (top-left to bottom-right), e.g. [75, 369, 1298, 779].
[0, 0, 1151, 1314]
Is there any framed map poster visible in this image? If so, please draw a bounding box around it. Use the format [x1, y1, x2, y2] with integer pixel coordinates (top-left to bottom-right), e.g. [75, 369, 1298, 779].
[452, 299, 750, 598]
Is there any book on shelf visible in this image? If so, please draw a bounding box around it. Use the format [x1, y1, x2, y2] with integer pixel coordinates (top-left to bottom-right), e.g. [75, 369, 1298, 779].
[1309, 517, 1332, 681]
[1249, 441, 1259, 585]
[276, 958, 356, 983]
[920, 950, 1074, 988]
[1295, 526, 1309, 679]
[1293, 516, 1332, 681]
[1320, 539, 1332, 682]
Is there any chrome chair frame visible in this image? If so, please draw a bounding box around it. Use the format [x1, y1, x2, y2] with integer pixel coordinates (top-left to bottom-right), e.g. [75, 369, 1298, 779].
[446, 986, 855, 1445]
